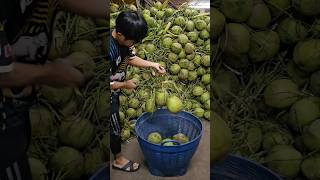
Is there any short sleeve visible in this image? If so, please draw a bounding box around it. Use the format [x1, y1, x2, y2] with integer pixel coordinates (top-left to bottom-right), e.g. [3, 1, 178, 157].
[0, 23, 14, 73]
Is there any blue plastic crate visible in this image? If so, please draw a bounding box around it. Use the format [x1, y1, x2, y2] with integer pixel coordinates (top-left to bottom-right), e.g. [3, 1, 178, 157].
[211, 155, 283, 180]
[89, 164, 110, 180]
[135, 108, 203, 177]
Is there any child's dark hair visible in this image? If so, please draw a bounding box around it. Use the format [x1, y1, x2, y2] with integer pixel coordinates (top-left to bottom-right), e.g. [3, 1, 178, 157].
[115, 11, 148, 43]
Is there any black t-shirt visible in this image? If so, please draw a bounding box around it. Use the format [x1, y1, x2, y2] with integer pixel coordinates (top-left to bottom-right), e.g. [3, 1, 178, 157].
[0, 0, 59, 100]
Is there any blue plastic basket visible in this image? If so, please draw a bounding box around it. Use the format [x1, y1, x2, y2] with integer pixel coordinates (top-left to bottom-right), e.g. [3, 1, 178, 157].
[211, 155, 283, 180]
[89, 164, 110, 180]
[135, 108, 203, 177]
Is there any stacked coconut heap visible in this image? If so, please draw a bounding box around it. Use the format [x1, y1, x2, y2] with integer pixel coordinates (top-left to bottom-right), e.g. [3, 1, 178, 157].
[110, 1, 210, 141]
[27, 11, 109, 180]
[211, 0, 320, 179]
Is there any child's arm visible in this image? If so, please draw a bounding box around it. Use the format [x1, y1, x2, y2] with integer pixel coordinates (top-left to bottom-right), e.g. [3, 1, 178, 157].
[128, 56, 166, 74]
[111, 80, 137, 90]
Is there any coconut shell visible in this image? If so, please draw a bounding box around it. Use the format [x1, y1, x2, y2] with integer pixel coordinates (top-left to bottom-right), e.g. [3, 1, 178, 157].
[220, 0, 253, 22]
[293, 39, 320, 73]
[212, 8, 226, 39]
[225, 23, 250, 56]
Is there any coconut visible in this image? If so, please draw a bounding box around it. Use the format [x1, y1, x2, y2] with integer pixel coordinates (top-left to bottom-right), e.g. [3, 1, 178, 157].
[187, 62, 195, 71]
[301, 154, 320, 179]
[293, 39, 320, 73]
[287, 61, 309, 87]
[267, 0, 290, 16]
[174, 16, 186, 27]
[150, 7, 158, 16]
[167, 96, 183, 113]
[58, 116, 95, 149]
[211, 112, 232, 163]
[213, 70, 240, 100]
[199, 29, 210, 39]
[265, 145, 302, 178]
[110, 18, 116, 28]
[201, 55, 210, 67]
[292, 0, 320, 16]
[84, 148, 105, 177]
[195, 20, 207, 31]
[126, 108, 136, 118]
[75, 17, 97, 41]
[121, 128, 131, 140]
[156, 91, 167, 106]
[186, 52, 195, 61]
[67, 52, 96, 81]
[194, 107, 205, 118]
[201, 74, 210, 85]
[110, 3, 119, 13]
[162, 37, 173, 48]
[171, 42, 182, 54]
[119, 95, 127, 105]
[119, 111, 125, 121]
[168, 52, 178, 62]
[146, 43, 156, 53]
[240, 127, 263, 155]
[146, 98, 156, 113]
[289, 98, 320, 131]
[247, 1, 271, 29]
[196, 38, 205, 46]
[263, 131, 294, 151]
[204, 111, 210, 119]
[186, 20, 195, 31]
[143, 9, 151, 16]
[302, 119, 320, 151]
[164, 8, 174, 17]
[277, 18, 308, 44]
[29, 105, 55, 136]
[212, 8, 226, 39]
[310, 71, 320, 96]
[128, 4, 137, 11]
[145, 16, 156, 27]
[187, 31, 199, 42]
[178, 69, 189, 81]
[148, 132, 162, 144]
[225, 23, 250, 56]
[29, 158, 47, 180]
[178, 49, 186, 59]
[171, 25, 183, 35]
[188, 71, 198, 81]
[183, 43, 194, 55]
[220, 0, 253, 22]
[49, 147, 84, 179]
[156, 11, 165, 19]
[173, 133, 189, 144]
[170, 64, 181, 75]
[263, 79, 300, 109]
[200, 92, 210, 104]
[137, 50, 146, 59]
[128, 98, 139, 109]
[178, 34, 189, 45]
[71, 40, 97, 57]
[249, 30, 280, 62]
[194, 55, 202, 66]
[40, 86, 74, 107]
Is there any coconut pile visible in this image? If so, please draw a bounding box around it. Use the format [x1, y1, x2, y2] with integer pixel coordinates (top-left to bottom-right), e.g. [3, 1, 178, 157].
[27, 11, 109, 180]
[212, 0, 320, 179]
[110, 1, 210, 141]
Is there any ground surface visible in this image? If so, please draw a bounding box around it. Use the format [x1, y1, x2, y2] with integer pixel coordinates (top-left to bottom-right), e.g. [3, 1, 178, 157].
[110, 120, 210, 180]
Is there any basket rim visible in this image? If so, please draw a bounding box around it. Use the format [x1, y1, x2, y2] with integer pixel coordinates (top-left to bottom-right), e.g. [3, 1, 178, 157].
[135, 108, 204, 148]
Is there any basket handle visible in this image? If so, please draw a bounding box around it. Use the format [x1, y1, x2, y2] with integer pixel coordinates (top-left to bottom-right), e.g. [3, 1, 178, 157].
[161, 139, 181, 146]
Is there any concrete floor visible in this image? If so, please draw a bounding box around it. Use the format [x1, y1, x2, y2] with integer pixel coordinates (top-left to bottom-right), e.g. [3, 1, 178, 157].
[110, 120, 210, 180]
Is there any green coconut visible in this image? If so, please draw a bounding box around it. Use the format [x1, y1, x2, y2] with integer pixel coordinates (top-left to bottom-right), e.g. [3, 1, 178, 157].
[170, 64, 181, 75]
[156, 11, 165, 19]
[202, 74, 210, 85]
[194, 55, 202, 67]
[292, 0, 320, 16]
[220, 0, 253, 22]
[194, 107, 205, 118]
[225, 23, 250, 56]
[289, 98, 320, 131]
[186, 52, 196, 61]
[171, 42, 182, 54]
[196, 38, 205, 46]
[188, 71, 198, 81]
[187, 62, 195, 71]
[263, 79, 300, 109]
[174, 16, 186, 27]
[162, 37, 173, 48]
[265, 145, 302, 178]
[146, 98, 156, 113]
[168, 52, 178, 62]
[67, 52, 96, 81]
[200, 92, 210, 104]
[128, 4, 137, 11]
[156, 91, 167, 106]
[146, 43, 156, 53]
[148, 132, 162, 144]
[128, 98, 140, 109]
[199, 29, 210, 39]
[293, 39, 320, 72]
[186, 20, 195, 31]
[173, 133, 189, 144]
[184, 43, 195, 54]
[121, 128, 131, 140]
[195, 20, 207, 31]
[29, 105, 55, 136]
[84, 148, 105, 177]
[302, 119, 320, 151]
[171, 25, 183, 35]
[277, 18, 308, 44]
[164, 8, 174, 17]
[178, 49, 186, 59]
[154, 1, 162, 10]
[247, 1, 271, 29]
[262, 131, 294, 151]
[301, 153, 320, 179]
[266, 0, 291, 16]
[187, 31, 199, 42]
[119, 111, 125, 121]
[60, 97, 80, 118]
[212, 8, 226, 39]
[185, 8, 193, 17]
[310, 71, 320, 96]
[40, 86, 74, 107]
[119, 95, 127, 105]
[143, 9, 151, 16]
[29, 158, 47, 180]
[201, 55, 210, 67]
[71, 40, 97, 57]
[240, 127, 263, 155]
[213, 70, 240, 100]
[204, 111, 210, 119]
[75, 17, 97, 41]
[167, 96, 183, 113]
[110, 3, 119, 13]
[150, 7, 158, 16]
[211, 112, 232, 163]
[58, 116, 95, 149]
[110, 18, 116, 28]
[287, 61, 309, 87]
[178, 34, 189, 45]
[249, 30, 280, 62]
[178, 69, 189, 81]
[49, 147, 84, 179]
[126, 108, 136, 118]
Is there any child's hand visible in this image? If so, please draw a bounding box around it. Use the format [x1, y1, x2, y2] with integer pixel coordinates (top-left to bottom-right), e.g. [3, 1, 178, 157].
[152, 63, 166, 74]
[124, 80, 137, 89]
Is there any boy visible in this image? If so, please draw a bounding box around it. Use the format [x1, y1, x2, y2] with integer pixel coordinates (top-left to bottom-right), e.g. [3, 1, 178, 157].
[110, 11, 165, 172]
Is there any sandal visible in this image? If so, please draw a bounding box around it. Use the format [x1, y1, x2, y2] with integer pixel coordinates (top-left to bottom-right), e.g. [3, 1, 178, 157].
[112, 160, 140, 172]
